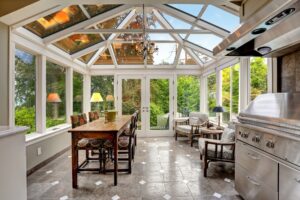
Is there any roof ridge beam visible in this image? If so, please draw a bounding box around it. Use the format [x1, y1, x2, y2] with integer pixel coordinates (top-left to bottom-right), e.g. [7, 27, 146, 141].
[43, 4, 133, 45]
[183, 41, 213, 57]
[71, 41, 107, 59]
[74, 28, 212, 34]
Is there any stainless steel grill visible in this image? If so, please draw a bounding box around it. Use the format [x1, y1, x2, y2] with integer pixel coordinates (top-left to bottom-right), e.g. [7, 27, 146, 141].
[235, 93, 300, 200]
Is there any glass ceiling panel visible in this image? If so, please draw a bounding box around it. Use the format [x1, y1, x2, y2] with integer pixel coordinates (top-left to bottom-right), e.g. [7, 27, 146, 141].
[24, 5, 87, 38]
[193, 50, 213, 63]
[168, 4, 203, 17]
[201, 5, 240, 32]
[149, 34, 174, 41]
[83, 5, 121, 17]
[94, 49, 113, 65]
[54, 34, 103, 54]
[178, 49, 197, 65]
[112, 43, 144, 65]
[147, 43, 177, 65]
[161, 13, 192, 29]
[78, 51, 96, 64]
[187, 34, 223, 51]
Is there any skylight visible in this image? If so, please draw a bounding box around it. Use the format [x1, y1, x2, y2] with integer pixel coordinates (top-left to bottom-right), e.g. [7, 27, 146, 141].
[201, 5, 239, 32]
[187, 34, 223, 51]
[193, 50, 213, 63]
[148, 43, 177, 65]
[148, 33, 174, 41]
[168, 4, 203, 17]
[161, 13, 192, 29]
[178, 49, 197, 65]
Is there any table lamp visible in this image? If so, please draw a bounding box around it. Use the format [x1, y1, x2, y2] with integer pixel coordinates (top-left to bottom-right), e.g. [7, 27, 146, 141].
[90, 92, 103, 111]
[47, 93, 62, 119]
[212, 106, 226, 129]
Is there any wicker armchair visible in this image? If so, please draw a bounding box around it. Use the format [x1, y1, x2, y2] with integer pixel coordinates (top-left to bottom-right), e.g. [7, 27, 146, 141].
[199, 127, 235, 177]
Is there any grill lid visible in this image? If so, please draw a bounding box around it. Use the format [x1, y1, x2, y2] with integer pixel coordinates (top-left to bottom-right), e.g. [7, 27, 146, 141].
[239, 93, 300, 129]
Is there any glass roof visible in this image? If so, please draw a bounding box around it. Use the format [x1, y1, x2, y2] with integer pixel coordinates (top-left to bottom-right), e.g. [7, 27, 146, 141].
[187, 34, 223, 51]
[201, 5, 239, 32]
[21, 4, 241, 68]
[168, 4, 203, 17]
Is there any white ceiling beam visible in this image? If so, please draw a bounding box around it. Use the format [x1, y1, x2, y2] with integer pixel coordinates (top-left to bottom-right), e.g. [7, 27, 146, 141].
[71, 41, 107, 59]
[75, 28, 212, 34]
[184, 47, 204, 66]
[183, 41, 214, 57]
[87, 46, 107, 66]
[43, 4, 133, 44]
[153, 4, 229, 38]
[78, 4, 91, 19]
[108, 44, 118, 67]
[174, 45, 183, 67]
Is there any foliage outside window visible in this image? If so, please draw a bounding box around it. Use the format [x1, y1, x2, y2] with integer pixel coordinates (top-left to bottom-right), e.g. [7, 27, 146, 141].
[177, 75, 200, 117]
[221, 63, 240, 123]
[73, 72, 83, 114]
[250, 57, 268, 100]
[15, 49, 36, 134]
[207, 73, 217, 119]
[46, 61, 66, 128]
[91, 76, 114, 112]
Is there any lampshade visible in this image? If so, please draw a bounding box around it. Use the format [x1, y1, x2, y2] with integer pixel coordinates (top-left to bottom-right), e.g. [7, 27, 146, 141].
[106, 95, 114, 102]
[47, 93, 62, 103]
[212, 106, 226, 113]
[90, 92, 103, 102]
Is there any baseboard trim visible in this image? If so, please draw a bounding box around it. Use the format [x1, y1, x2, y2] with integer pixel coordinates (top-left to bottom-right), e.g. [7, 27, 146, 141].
[27, 146, 70, 176]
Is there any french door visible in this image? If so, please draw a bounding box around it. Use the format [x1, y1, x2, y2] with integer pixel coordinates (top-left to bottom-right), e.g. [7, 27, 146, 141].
[117, 75, 174, 137]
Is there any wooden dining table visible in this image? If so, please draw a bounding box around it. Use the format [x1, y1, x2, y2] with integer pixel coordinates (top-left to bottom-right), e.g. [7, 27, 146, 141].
[68, 115, 132, 188]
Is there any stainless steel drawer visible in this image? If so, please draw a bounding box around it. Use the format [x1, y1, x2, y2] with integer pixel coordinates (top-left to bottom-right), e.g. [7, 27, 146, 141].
[279, 164, 300, 200]
[236, 164, 278, 200]
[236, 140, 278, 190]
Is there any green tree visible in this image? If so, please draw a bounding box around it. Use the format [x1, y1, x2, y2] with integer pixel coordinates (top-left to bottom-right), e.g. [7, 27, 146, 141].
[250, 57, 268, 100]
[73, 72, 83, 114]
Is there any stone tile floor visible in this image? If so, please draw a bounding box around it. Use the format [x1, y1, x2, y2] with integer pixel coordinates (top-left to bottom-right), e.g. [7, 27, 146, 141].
[27, 137, 242, 200]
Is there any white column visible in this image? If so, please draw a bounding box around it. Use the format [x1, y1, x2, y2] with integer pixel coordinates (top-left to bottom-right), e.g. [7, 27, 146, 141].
[36, 55, 47, 133]
[239, 58, 250, 112]
[267, 58, 277, 93]
[200, 75, 207, 113]
[83, 74, 91, 113]
[0, 22, 10, 126]
[216, 69, 222, 106]
[66, 67, 73, 123]
[9, 38, 16, 127]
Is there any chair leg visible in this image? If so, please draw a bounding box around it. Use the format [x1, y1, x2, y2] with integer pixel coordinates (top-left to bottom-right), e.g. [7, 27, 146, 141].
[134, 135, 137, 146]
[86, 149, 89, 161]
[190, 137, 193, 147]
[200, 153, 203, 160]
[175, 131, 178, 141]
[99, 149, 102, 173]
[204, 157, 208, 177]
[128, 148, 132, 174]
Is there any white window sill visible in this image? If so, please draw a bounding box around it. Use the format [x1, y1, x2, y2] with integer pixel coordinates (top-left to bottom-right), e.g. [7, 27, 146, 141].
[25, 123, 71, 146]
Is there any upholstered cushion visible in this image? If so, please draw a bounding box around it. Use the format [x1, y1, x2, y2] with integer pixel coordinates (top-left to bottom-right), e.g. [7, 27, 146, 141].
[221, 128, 235, 142]
[118, 136, 130, 148]
[77, 139, 89, 148]
[189, 112, 208, 125]
[89, 139, 102, 148]
[198, 138, 233, 160]
[104, 140, 113, 148]
[189, 117, 200, 125]
[176, 125, 192, 134]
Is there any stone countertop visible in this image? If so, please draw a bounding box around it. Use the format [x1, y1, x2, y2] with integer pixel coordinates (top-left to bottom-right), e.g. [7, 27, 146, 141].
[0, 126, 28, 139]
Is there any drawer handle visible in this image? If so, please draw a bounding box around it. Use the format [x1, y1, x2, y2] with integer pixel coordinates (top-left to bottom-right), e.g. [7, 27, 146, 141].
[294, 178, 300, 183]
[247, 176, 260, 186]
[247, 153, 260, 160]
[266, 141, 275, 149]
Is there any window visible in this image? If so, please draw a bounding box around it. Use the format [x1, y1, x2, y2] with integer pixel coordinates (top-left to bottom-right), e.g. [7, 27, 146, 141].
[221, 63, 240, 123]
[187, 34, 223, 51]
[250, 57, 268, 100]
[207, 73, 217, 119]
[73, 72, 83, 114]
[168, 4, 203, 17]
[91, 76, 114, 112]
[46, 61, 66, 128]
[15, 49, 36, 134]
[177, 75, 200, 117]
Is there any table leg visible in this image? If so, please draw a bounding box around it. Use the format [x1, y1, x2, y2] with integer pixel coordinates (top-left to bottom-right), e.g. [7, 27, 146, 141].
[72, 134, 78, 189]
[114, 136, 118, 186]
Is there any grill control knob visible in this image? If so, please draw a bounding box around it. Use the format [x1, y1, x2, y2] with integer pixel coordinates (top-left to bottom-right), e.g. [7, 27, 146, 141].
[252, 135, 261, 143]
[241, 132, 249, 138]
[266, 141, 275, 149]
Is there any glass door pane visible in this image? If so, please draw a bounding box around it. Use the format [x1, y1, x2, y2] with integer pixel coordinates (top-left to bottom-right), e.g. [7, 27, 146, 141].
[121, 79, 142, 130]
[149, 79, 170, 130]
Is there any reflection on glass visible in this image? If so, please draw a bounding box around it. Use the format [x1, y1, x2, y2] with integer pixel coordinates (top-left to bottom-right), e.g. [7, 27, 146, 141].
[78, 51, 96, 64]
[73, 72, 83, 114]
[54, 34, 103, 54]
[232, 64, 240, 121]
[150, 79, 169, 130]
[187, 34, 223, 51]
[168, 4, 203, 17]
[207, 73, 216, 119]
[83, 5, 120, 17]
[147, 43, 177, 65]
[94, 49, 113, 65]
[46, 61, 66, 128]
[177, 76, 200, 117]
[91, 76, 114, 112]
[250, 57, 268, 100]
[24, 6, 87, 38]
[178, 49, 197, 65]
[15, 49, 36, 134]
[222, 67, 231, 123]
[193, 50, 213, 63]
[112, 43, 144, 65]
[122, 79, 142, 130]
